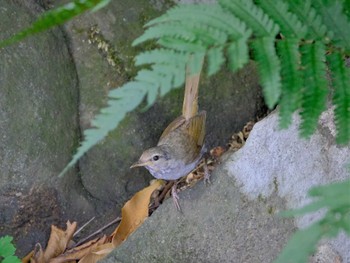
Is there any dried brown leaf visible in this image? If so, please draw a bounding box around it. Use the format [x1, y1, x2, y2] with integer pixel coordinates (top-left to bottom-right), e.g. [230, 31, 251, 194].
[112, 179, 164, 247]
[78, 244, 114, 263]
[50, 236, 108, 263]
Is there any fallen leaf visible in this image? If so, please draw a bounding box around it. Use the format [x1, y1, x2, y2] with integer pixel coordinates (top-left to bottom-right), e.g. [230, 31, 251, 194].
[112, 179, 164, 246]
[29, 221, 77, 263]
[50, 235, 108, 263]
[78, 243, 114, 263]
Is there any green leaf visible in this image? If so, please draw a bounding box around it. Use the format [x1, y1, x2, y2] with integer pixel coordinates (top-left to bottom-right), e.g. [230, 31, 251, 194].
[273, 223, 323, 263]
[288, 0, 329, 40]
[59, 82, 147, 177]
[0, 236, 16, 258]
[135, 49, 189, 67]
[0, 0, 109, 48]
[277, 38, 303, 128]
[256, 0, 307, 38]
[2, 256, 21, 263]
[207, 46, 225, 76]
[312, 0, 350, 52]
[146, 4, 249, 40]
[299, 41, 328, 138]
[327, 52, 350, 144]
[226, 37, 249, 72]
[276, 179, 350, 263]
[220, 0, 279, 37]
[251, 37, 281, 108]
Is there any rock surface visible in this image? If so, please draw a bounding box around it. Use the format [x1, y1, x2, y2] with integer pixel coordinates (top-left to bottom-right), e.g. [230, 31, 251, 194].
[0, 0, 266, 257]
[103, 109, 350, 263]
[226, 109, 350, 261]
[58, 0, 266, 211]
[0, 0, 93, 256]
[103, 161, 296, 263]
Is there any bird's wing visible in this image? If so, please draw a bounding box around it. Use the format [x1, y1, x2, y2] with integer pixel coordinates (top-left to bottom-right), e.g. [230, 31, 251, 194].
[158, 115, 186, 142]
[186, 110, 206, 147]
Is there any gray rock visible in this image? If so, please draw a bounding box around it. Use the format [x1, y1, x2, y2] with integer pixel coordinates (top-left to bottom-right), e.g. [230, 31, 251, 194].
[103, 108, 350, 263]
[0, 0, 93, 256]
[225, 108, 350, 262]
[59, 0, 265, 209]
[103, 160, 295, 263]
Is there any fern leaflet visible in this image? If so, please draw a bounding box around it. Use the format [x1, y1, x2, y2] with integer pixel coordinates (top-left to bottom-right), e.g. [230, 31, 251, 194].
[327, 52, 350, 144]
[277, 39, 303, 128]
[256, 0, 307, 38]
[220, 0, 279, 37]
[0, 0, 110, 48]
[146, 4, 250, 40]
[207, 46, 225, 76]
[226, 37, 249, 72]
[312, 0, 350, 53]
[251, 37, 281, 109]
[299, 41, 328, 138]
[288, 0, 329, 41]
[59, 82, 147, 177]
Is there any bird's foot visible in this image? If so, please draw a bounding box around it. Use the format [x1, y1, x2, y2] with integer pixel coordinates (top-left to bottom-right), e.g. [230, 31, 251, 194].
[171, 184, 182, 212]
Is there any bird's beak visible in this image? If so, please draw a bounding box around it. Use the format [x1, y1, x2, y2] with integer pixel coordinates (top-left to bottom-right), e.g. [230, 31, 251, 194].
[130, 160, 149, 169]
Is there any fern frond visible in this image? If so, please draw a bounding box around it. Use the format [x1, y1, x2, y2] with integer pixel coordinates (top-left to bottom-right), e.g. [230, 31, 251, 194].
[220, 0, 279, 37]
[146, 4, 250, 40]
[207, 46, 225, 76]
[299, 41, 328, 138]
[132, 23, 198, 46]
[226, 37, 249, 72]
[255, 0, 307, 38]
[134, 49, 189, 66]
[59, 82, 147, 177]
[277, 39, 303, 128]
[158, 37, 207, 53]
[251, 37, 281, 109]
[288, 0, 329, 40]
[312, 0, 350, 52]
[327, 52, 350, 144]
[0, 0, 110, 48]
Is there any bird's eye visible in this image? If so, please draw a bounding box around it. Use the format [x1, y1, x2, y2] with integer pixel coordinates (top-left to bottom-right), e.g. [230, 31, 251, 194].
[152, 155, 159, 161]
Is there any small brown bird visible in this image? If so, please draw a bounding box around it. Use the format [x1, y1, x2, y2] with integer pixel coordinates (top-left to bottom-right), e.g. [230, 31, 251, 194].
[130, 69, 206, 210]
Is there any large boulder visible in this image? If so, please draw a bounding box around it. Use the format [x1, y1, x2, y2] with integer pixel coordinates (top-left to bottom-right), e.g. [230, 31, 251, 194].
[0, 1, 92, 256]
[103, 109, 349, 262]
[59, 0, 266, 211]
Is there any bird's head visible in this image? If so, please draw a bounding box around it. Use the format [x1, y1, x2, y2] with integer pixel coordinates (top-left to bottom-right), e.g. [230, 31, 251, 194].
[130, 146, 172, 177]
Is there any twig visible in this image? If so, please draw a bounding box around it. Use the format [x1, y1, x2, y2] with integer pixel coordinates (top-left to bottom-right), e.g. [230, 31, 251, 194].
[73, 217, 95, 237]
[72, 217, 121, 248]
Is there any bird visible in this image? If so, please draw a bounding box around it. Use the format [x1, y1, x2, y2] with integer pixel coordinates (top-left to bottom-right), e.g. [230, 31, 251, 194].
[130, 67, 206, 211]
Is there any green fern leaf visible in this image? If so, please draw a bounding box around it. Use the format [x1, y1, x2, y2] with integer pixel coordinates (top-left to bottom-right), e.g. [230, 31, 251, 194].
[134, 21, 229, 47]
[327, 52, 350, 144]
[288, 0, 329, 40]
[312, 0, 350, 52]
[277, 39, 303, 128]
[0, 0, 110, 48]
[220, 0, 279, 37]
[207, 46, 225, 76]
[226, 37, 249, 72]
[251, 37, 281, 109]
[158, 37, 207, 53]
[133, 23, 197, 46]
[134, 49, 189, 66]
[59, 82, 147, 177]
[299, 41, 328, 138]
[146, 4, 250, 40]
[255, 0, 307, 38]
[274, 223, 323, 263]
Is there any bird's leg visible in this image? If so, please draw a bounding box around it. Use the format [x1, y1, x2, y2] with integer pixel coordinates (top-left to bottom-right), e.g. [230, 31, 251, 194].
[171, 181, 182, 212]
